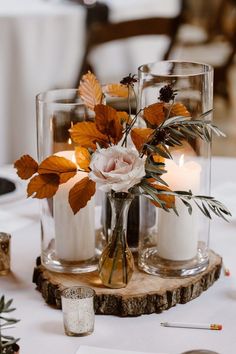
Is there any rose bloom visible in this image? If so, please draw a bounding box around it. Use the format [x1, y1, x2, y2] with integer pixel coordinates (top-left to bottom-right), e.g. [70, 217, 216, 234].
[89, 146, 146, 192]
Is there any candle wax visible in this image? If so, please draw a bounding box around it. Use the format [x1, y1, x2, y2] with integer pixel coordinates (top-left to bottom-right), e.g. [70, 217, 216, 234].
[54, 151, 95, 262]
[157, 157, 201, 261]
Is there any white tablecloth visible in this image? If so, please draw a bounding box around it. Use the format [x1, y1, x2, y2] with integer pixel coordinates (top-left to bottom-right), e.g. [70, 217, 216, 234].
[0, 0, 86, 166]
[0, 156, 236, 354]
[0, 0, 180, 166]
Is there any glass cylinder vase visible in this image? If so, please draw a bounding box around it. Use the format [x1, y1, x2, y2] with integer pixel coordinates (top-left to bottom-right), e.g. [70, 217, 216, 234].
[98, 192, 134, 288]
[36, 89, 100, 273]
[138, 61, 213, 277]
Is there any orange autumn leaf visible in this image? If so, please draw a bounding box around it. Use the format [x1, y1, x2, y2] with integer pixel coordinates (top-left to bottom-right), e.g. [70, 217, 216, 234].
[14, 155, 38, 180]
[69, 177, 96, 214]
[116, 111, 131, 124]
[78, 71, 103, 110]
[146, 177, 156, 184]
[103, 83, 129, 98]
[70, 121, 109, 150]
[143, 102, 165, 126]
[94, 104, 123, 144]
[153, 154, 165, 164]
[94, 104, 116, 133]
[27, 174, 59, 199]
[75, 146, 91, 171]
[148, 184, 175, 209]
[131, 127, 154, 152]
[170, 102, 190, 117]
[38, 156, 77, 184]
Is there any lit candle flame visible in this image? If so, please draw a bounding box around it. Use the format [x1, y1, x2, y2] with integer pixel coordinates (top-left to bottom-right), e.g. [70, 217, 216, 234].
[72, 153, 76, 164]
[50, 119, 53, 132]
[179, 154, 184, 167]
[68, 138, 72, 145]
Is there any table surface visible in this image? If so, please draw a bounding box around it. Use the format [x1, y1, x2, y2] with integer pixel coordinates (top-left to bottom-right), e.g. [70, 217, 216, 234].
[0, 156, 236, 354]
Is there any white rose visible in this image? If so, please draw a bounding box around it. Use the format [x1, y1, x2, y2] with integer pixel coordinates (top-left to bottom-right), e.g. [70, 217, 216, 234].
[89, 146, 146, 192]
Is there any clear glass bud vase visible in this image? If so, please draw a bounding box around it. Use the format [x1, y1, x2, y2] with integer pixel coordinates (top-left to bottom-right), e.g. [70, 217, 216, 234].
[98, 192, 134, 288]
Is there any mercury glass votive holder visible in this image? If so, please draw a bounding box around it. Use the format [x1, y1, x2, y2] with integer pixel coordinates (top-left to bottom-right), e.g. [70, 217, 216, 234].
[61, 286, 95, 336]
[0, 232, 11, 275]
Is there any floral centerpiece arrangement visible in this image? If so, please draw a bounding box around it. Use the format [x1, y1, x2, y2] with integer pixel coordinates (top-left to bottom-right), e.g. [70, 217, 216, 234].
[14, 71, 230, 288]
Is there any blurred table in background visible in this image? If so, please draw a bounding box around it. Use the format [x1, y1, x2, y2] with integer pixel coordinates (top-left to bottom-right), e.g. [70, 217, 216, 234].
[0, 0, 86, 166]
[0, 0, 181, 166]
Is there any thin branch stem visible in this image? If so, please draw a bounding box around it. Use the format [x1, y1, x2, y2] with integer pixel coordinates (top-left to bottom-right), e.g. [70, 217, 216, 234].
[121, 108, 143, 147]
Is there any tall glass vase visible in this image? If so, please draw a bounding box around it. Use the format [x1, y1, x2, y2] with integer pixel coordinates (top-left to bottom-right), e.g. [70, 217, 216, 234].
[138, 61, 213, 277]
[98, 192, 134, 288]
[36, 89, 100, 273]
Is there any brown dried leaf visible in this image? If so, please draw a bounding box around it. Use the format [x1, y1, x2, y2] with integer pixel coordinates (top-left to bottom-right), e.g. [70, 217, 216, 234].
[78, 71, 103, 110]
[14, 155, 38, 180]
[153, 154, 165, 164]
[69, 177, 96, 214]
[75, 147, 91, 171]
[170, 102, 190, 117]
[94, 104, 123, 144]
[27, 174, 59, 199]
[103, 83, 129, 98]
[149, 184, 175, 209]
[143, 102, 165, 126]
[70, 121, 109, 150]
[94, 104, 117, 133]
[131, 127, 154, 152]
[116, 111, 131, 124]
[38, 156, 77, 184]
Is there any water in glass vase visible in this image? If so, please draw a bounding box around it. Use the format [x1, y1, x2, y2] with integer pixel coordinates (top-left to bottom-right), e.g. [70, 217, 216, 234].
[98, 192, 134, 288]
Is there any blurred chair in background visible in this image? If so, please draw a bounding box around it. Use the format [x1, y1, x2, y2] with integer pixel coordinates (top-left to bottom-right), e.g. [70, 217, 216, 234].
[76, 0, 184, 84]
[174, 0, 236, 157]
[75, 1, 184, 115]
[76, 0, 236, 102]
[172, 0, 236, 100]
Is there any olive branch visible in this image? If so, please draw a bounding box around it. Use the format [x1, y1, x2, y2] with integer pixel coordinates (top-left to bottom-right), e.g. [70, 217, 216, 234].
[139, 110, 231, 221]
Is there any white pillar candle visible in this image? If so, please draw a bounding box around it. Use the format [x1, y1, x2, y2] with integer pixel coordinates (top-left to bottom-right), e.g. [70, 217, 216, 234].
[157, 155, 201, 261]
[54, 151, 95, 262]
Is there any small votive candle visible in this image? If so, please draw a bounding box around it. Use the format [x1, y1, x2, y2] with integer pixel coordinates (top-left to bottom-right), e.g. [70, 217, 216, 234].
[61, 286, 95, 336]
[0, 232, 11, 275]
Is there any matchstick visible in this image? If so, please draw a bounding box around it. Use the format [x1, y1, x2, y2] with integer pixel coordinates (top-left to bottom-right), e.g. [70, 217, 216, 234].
[160, 322, 222, 330]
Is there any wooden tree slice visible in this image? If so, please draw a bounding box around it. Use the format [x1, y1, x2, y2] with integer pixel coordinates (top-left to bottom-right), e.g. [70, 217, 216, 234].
[33, 250, 222, 317]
